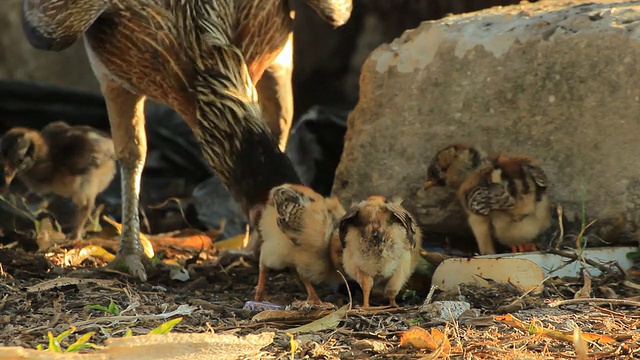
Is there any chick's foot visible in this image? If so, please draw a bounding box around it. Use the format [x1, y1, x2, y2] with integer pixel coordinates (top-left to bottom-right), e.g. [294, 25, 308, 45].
[510, 242, 538, 253]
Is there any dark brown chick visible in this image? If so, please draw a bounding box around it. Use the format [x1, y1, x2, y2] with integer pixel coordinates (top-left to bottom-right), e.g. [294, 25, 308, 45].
[256, 184, 345, 304]
[424, 144, 551, 255]
[339, 195, 422, 308]
[0, 121, 116, 240]
[423, 143, 489, 190]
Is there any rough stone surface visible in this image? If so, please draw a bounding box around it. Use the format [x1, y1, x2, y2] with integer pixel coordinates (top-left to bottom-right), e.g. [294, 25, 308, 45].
[333, 0, 640, 240]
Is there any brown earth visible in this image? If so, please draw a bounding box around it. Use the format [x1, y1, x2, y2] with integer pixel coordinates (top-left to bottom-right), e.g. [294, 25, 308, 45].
[1, 236, 639, 359]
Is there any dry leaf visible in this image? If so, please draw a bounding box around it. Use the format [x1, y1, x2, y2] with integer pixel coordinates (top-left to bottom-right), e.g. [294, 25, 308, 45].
[286, 305, 349, 334]
[400, 326, 450, 353]
[215, 232, 248, 251]
[495, 314, 617, 344]
[400, 326, 438, 350]
[573, 327, 588, 360]
[574, 272, 592, 299]
[68, 245, 116, 265]
[102, 216, 155, 258]
[149, 233, 214, 251]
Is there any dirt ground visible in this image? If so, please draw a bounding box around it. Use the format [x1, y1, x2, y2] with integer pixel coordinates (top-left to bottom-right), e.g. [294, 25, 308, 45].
[1, 233, 639, 360]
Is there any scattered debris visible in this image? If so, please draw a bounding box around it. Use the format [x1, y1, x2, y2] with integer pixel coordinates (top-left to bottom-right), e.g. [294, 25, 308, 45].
[420, 301, 471, 323]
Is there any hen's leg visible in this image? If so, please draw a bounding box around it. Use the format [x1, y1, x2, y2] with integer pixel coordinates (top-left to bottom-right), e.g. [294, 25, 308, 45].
[256, 33, 293, 152]
[101, 80, 150, 281]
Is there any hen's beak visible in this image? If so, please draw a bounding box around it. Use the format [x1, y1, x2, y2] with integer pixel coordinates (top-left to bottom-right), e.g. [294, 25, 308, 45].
[423, 180, 435, 190]
[4, 167, 16, 185]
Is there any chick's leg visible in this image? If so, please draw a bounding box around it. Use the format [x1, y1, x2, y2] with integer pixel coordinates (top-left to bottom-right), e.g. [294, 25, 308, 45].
[384, 263, 412, 308]
[511, 243, 538, 253]
[101, 81, 150, 281]
[255, 32, 293, 152]
[300, 276, 322, 305]
[69, 196, 94, 241]
[254, 265, 268, 301]
[467, 213, 496, 255]
[355, 268, 374, 308]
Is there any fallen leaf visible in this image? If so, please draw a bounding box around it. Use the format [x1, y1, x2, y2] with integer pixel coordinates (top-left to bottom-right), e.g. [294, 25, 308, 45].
[495, 314, 617, 344]
[149, 233, 214, 251]
[252, 307, 336, 323]
[574, 272, 592, 299]
[215, 232, 249, 251]
[400, 326, 438, 350]
[400, 326, 450, 353]
[68, 245, 116, 266]
[286, 304, 349, 334]
[573, 327, 588, 360]
[102, 216, 154, 258]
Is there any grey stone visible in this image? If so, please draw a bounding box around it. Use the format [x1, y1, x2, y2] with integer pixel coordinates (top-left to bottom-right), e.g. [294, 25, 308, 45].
[333, 1, 640, 240]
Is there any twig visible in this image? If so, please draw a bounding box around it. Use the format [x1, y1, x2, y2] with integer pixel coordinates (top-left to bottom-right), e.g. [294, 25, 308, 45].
[548, 298, 640, 308]
[593, 305, 640, 319]
[545, 248, 617, 276]
[72, 304, 197, 327]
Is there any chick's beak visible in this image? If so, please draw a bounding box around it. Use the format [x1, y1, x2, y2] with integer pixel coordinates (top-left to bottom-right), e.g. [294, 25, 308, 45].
[423, 180, 435, 190]
[4, 167, 16, 186]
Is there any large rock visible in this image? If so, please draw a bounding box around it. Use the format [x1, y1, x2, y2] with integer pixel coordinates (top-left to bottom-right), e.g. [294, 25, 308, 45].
[333, 0, 640, 241]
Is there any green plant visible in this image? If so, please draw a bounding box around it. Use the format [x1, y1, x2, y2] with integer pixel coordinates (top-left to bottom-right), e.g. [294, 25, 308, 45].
[36, 327, 98, 353]
[85, 299, 121, 316]
[148, 317, 183, 334]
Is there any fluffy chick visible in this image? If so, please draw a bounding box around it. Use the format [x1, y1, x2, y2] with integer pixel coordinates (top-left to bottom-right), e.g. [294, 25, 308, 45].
[424, 143, 489, 190]
[339, 195, 422, 308]
[0, 121, 116, 240]
[256, 183, 345, 304]
[424, 144, 551, 255]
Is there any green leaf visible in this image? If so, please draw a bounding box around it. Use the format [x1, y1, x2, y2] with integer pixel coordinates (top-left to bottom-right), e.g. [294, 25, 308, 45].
[286, 333, 297, 360]
[85, 300, 120, 316]
[124, 329, 133, 337]
[107, 300, 121, 316]
[47, 331, 63, 353]
[148, 317, 183, 335]
[36, 344, 45, 351]
[55, 327, 76, 345]
[65, 332, 95, 353]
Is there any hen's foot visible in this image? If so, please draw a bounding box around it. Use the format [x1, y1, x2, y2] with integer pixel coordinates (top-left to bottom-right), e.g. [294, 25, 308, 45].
[107, 248, 150, 282]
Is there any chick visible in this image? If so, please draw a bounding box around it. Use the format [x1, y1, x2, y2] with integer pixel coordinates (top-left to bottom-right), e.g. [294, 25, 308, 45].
[423, 143, 489, 190]
[0, 121, 116, 240]
[256, 184, 345, 304]
[339, 195, 422, 308]
[424, 144, 551, 255]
